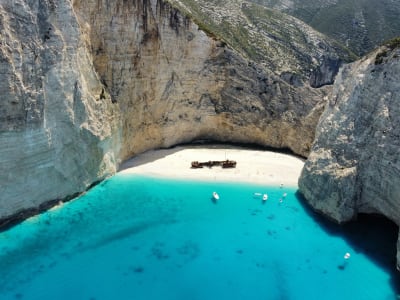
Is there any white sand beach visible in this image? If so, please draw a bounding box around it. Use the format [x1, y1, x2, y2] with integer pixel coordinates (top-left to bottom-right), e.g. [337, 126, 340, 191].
[119, 144, 305, 187]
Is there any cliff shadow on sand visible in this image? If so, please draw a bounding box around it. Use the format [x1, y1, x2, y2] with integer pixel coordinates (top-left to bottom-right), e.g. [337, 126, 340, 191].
[118, 141, 306, 173]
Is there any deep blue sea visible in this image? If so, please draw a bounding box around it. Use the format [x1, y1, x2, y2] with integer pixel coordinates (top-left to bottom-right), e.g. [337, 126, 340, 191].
[0, 174, 399, 300]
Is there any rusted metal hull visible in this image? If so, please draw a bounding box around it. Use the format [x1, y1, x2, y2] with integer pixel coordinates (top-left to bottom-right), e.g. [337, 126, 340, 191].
[191, 160, 237, 168]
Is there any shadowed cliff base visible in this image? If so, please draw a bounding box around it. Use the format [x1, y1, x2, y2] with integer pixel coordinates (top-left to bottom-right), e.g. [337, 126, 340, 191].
[186, 140, 307, 159]
[1, 143, 302, 232]
[0, 180, 102, 233]
[297, 44, 400, 271]
[296, 192, 400, 293]
[120, 141, 306, 171]
[1, 0, 350, 222]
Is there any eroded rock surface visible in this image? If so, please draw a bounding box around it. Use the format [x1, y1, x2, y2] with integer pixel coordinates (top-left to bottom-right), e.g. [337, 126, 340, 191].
[298, 43, 400, 268]
[73, 0, 347, 160]
[0, 0, 120, 221]
[0, 0, 346, 223]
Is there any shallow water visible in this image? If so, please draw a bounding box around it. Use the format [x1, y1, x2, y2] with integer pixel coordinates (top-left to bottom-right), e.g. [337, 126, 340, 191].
[0, 174, 399, 300]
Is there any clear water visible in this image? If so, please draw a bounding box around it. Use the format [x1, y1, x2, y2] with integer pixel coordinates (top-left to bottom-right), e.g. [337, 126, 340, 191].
[0, 174, 399, 300]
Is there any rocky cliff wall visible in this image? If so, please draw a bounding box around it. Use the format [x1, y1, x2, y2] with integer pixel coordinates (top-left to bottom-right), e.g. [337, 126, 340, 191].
[73, 0, 341, 161]
[0, 0, 343, 223]
[0, 0, 120, 222]
[298, 42, 400, 269]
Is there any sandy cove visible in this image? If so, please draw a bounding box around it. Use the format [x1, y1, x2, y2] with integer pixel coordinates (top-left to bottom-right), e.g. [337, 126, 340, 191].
[119, 145, 305, 187]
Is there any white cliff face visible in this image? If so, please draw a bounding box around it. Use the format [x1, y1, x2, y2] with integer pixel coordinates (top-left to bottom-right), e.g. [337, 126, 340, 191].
[299, 44, 400, 268]
[0, 0, 345, 224]
[73, 0, 224, 159]
[73, 0, 339, 160]
[0, 0, 120, 220]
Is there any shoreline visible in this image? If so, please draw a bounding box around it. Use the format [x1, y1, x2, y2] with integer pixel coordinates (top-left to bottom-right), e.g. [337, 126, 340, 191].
[0, 145, 304, 231]
[119, 145, 305, 187]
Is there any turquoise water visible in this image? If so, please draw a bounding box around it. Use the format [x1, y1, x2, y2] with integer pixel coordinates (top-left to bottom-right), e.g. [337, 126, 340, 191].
[0, 174, 399, 300]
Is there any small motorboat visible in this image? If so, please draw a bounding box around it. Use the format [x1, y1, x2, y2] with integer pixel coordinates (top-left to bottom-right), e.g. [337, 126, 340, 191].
[262, 194, 268, 201]
[212, 192, 220, 200]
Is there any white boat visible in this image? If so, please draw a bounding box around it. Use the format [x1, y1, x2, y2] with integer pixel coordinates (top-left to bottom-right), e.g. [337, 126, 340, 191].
[212, 192, 220, 200]
[262, 194, 268, 201]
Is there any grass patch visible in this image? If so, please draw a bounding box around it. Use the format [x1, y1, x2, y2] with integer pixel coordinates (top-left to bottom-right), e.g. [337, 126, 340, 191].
[250, 0, 400, 56]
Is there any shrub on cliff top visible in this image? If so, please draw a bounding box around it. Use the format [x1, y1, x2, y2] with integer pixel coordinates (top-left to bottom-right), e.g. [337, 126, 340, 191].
[386, 37, 400, 50]
[374, 37, 400, 65]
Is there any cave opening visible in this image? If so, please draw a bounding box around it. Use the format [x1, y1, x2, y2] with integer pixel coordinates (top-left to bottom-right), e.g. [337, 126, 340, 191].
[337, 213, 400, 294]
[297, 193, 400, 294]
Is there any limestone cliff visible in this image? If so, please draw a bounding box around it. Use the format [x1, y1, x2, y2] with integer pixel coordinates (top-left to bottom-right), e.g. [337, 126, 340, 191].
[298, 40, 400, 269]
[0, 0, 348, 224]
[73, 0, 350, 161]
[168, 0, 353, 87]
[0, 0, 120, 223]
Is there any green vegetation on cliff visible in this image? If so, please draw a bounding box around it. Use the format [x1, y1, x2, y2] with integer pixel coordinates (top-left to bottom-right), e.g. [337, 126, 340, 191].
[250, 0, 400, 56]
[374, 37, 400, 65]
[167, 0, 355, 78]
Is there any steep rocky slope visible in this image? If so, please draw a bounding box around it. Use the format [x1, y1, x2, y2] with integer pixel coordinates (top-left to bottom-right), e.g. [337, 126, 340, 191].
[0, 0, 121, 223]
[74, 0, 351, 161]
[252, 0, 400, 56]
[168, 0, 354, 83]
[298, 40, 400, 269]
[0, 0, 348, 224]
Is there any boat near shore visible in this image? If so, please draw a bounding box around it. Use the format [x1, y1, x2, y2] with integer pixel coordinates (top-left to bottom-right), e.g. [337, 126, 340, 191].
[212, 192, 220, 201]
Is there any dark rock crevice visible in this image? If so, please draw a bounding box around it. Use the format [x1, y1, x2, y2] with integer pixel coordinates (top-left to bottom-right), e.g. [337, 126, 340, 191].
[309, 57, 342, 88]
[298, 189, 400, 287]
